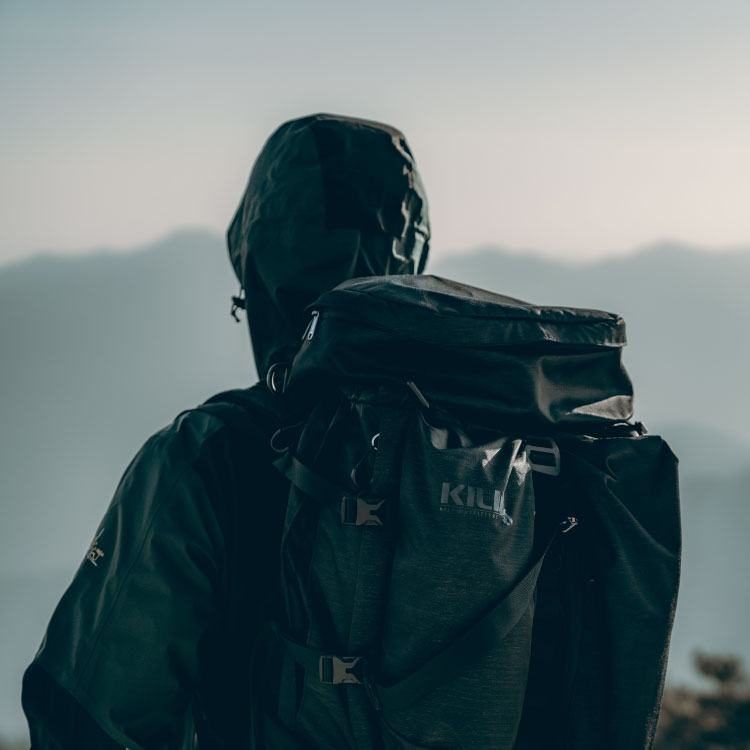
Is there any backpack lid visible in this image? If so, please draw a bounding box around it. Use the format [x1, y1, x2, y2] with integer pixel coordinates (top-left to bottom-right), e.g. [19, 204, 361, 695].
[287, 275, 634, 428]
[311, 274, 626, 347]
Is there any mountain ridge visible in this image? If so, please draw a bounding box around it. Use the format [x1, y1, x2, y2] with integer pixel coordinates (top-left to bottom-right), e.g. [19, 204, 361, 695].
[5, 228, 750, 274]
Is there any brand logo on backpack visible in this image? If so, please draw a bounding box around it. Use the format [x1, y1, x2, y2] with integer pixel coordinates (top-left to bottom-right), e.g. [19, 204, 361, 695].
[439, 483, 513, 525]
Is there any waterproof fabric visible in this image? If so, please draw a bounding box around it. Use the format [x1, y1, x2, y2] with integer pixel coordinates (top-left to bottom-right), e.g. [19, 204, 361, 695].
[516, 435, 680, 750]
[227, 113, 430, 379]
[23, 113, 430, 749]
[287, 274, 634, 429]
[259, 276, 680, 749]
[23, 384, 287, 750]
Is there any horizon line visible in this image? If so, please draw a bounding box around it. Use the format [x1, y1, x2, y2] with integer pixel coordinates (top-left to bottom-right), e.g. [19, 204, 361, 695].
[2, 225, 750, 272]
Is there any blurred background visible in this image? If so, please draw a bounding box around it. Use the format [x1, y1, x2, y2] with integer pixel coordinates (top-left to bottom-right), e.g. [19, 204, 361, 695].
[1, 1, 749, 747]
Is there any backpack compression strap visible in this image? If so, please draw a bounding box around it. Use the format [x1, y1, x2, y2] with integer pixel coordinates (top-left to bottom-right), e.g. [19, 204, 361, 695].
[372, 517, 575, 712]
[272, 406, 405, 526]
[274, 516, 577, 712]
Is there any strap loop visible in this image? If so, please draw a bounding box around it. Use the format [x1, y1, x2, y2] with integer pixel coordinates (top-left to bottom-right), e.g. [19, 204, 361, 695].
[525, 437, 561, 476]
[274, 453, 344, 504]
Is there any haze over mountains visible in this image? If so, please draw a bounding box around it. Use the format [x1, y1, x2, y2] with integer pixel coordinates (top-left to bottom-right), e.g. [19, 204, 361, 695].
[1, 230, 748, 739]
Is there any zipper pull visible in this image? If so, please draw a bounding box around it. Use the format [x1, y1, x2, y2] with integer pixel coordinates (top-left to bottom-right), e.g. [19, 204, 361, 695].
[303, 310, 320, 341]
[561, 516, 579, 534]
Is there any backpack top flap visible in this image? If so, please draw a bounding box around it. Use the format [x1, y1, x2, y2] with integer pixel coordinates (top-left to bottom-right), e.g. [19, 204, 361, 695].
[287, 274, 634, 429]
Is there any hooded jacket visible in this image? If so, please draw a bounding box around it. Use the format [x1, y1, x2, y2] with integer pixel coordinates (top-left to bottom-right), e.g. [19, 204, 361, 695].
[228, 113, 429, 378]
[21, 114, 430, 750]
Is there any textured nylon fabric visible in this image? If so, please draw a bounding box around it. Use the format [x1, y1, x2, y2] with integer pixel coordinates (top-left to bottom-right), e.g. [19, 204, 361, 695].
[378, 415, 536, 748]
[271, 393, 395, 748]
[269, 404, 680, 749]
[263, 276, 680, 749]
[269, 391, 538, 749]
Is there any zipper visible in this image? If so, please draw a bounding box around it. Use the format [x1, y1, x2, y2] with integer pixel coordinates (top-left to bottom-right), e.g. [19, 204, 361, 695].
[303, 310, 320, 341]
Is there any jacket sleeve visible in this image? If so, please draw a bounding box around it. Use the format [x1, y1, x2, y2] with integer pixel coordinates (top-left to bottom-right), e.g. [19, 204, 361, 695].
[22, 409, 233, 750]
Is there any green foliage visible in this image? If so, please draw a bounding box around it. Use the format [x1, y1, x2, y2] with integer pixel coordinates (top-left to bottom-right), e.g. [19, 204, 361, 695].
[655, 653, 750, 749]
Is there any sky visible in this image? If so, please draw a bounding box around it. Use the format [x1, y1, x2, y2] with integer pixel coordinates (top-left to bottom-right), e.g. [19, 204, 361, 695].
[1, 0, 749, 266]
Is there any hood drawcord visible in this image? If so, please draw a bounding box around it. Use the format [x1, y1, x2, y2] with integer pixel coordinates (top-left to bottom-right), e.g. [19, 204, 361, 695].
[230, 286, 246, 322]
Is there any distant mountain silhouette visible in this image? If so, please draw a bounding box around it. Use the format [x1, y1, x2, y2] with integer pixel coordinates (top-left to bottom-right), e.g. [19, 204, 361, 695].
[1, 231, 748, 737]
[671, 467, 750, 684]
[0, 229, 252, 575]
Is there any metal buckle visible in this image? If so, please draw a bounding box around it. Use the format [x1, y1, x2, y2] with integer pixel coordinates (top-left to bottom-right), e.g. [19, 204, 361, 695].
[561, 516, 579, 534]
[525, 438, 561, 476]
[319, 655, 363, 684]
[266, 363, 290, 394]
[341, 497, 385, 526]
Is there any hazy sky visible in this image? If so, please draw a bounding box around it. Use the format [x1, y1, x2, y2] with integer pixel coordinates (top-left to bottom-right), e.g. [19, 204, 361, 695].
[1, 0, 749, 265]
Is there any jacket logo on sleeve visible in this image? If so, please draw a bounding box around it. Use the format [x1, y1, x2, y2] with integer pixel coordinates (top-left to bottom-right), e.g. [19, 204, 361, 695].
[86, 528, 105, 567]
[439, 483, 513, 525]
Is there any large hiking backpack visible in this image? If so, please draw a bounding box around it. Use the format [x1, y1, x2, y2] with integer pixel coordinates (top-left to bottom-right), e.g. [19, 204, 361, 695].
[255, 275, 681, 750]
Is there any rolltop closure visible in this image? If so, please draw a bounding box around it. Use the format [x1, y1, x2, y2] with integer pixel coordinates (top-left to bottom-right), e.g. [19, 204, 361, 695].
[287, 275, 634, 429]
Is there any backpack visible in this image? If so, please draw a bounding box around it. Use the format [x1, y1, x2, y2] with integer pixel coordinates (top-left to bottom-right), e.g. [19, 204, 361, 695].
[254, 275, 681, 749]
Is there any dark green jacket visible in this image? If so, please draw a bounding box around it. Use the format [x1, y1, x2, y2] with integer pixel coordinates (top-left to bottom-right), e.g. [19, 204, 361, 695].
[23, 385, 286, 749]
[21, 113, 430, 749]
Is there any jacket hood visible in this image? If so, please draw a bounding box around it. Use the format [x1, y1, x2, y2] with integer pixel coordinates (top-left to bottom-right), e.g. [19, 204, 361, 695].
[227, 113, 430, 379]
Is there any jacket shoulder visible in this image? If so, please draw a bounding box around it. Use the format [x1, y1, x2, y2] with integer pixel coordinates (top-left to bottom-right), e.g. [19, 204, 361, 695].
[194, 382, 283, 443]
[140, 383, 280, 467]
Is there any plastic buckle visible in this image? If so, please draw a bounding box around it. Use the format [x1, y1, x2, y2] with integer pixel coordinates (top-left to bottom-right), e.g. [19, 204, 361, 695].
[319, 655, 363, 685]
[525, 438, 561, 476]
[341, 497, 385, 526]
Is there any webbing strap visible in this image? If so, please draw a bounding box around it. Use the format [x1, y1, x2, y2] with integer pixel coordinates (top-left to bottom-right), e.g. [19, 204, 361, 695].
[369, 407, 407, 497]
[272, 522, 569, 713]
[274, 453, 344, 504]
[277, 630, 324, 674]
[256, 711, 308, 750]
[272, 402, 407, 507]
[274, 451, 388, 523]
[275, 630, 364, 685]
[374, 523, 566, 712]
